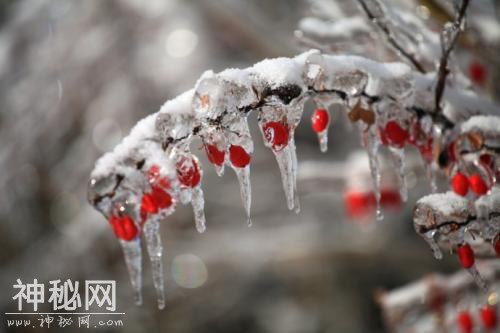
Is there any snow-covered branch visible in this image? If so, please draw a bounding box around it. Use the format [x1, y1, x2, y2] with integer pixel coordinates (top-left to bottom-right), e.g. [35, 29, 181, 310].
[87, 49, 499, 308]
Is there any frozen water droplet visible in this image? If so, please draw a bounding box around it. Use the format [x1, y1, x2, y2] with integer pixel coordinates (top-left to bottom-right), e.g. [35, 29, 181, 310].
[425, 231, 443, 259]
[317, 130, 328, 153]
[232, 165, 252, 224]
[191, 186, 206, 233]
[120, 238, 143, 305]
[143, 218, 165, 309]
[389, 147, 408, 202]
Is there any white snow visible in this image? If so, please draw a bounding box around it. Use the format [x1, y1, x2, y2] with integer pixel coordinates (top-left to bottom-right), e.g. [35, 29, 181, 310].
[298, 16, 370, 39]
[460, 115, 500, 134]
[417, 191, 469, 216]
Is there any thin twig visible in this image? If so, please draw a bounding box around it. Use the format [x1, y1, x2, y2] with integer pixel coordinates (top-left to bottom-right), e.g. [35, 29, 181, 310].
[434, 0, 470, 113]
[356, 0, 426, 73]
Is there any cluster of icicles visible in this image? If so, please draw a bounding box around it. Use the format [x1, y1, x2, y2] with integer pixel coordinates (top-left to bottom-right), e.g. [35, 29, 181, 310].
[87, 50, 500, 309]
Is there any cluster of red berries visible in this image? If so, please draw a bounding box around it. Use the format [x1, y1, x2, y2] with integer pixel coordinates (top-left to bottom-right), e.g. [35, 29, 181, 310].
[344, 188, 401, 218]
[451, 171, 489, 197]
[108, 157, 204, 241]
[378, 120, 433, 163]
[457, 306, 498, 333]
[204, 144, 251, 168]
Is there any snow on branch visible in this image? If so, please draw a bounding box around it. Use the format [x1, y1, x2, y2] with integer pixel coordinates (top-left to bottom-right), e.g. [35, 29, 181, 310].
[87, 49, 500, 308]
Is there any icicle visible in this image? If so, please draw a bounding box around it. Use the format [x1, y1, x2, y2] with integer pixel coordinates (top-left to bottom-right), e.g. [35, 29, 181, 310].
[467, 266, 489, 292]
[143, 218, 165, 309]
[389, 147, 408, 202]
[232, 165, 252, 226]
[424, 230, 443, 259]
[273, 145, 295, 211]
[318, 130, 328, 153]
[119, 238, 143, 305]
[191, 186, 206, 233]
[425, 162, 438, 193]
[366, 129, 383, 220]
[289, 136, 301, 213]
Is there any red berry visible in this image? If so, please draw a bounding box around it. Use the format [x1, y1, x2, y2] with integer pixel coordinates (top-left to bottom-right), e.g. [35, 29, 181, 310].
[452, 172, 469, 196]
[205, 144, 225, 166]
[380, 189, 401, 208]
[469, 173, 488, 196]
[311, 108, 329, 133]
[480, 154, 493, 168]
[344, 191, 373, 218]
[263, 121, 289, 150]
[141, 193, 158, 215]
[140, 187, 173, 222]
[229, 145, 251, 168]
[457, 311, 474, 333]
[383, 121, 408, 147]
[457, 243, 475, 269]
[151, 186, 172, 209]
[469, 61, 486, 86]
[109, 215, 138, 241]
[479, 305, 497, 330]
[147, 165, 170, 189]
[494, 236, 500, 257]
[176, 157, 201, 188]
[419, 138, 433, 162]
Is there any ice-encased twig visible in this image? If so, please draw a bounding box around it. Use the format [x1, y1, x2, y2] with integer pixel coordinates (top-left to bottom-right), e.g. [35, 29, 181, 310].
[88, 50, 500, 306]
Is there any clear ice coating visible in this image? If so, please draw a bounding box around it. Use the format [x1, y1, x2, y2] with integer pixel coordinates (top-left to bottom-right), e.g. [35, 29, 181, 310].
[120, 238, 143, 305]
[389, 147, 408, 202]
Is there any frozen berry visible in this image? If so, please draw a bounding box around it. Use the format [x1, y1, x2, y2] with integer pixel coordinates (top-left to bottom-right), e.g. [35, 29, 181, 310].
[383, 121, 408, 147]
[141, 193, 158, 215]
[457, 243, 475, 269]
[457, 311, 473, 333]
[469, 61, 486, 86]
[479, 305, 497, 330]
[452, 172, 469, 196]
[494, 236, 500, 257]
[147, 165, 170, 189]
[229, 145, 251, 168]
[469, 173, 488, 196]
[176, 157, 201, 188]
[205, 144, 225, 166]
[263, 121, 289, 150]
[418, 138, 433, 162]
[109, 215, 138, 241]
[151, 186, 172, 209]
[311, 108, 329, 133]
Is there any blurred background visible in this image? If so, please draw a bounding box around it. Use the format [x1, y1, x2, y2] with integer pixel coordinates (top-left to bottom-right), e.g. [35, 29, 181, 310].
[0, 0, 497, 332]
